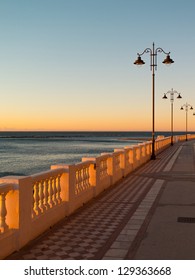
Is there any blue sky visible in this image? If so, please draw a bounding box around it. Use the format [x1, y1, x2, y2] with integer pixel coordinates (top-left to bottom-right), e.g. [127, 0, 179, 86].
[0, 0, 195, 131]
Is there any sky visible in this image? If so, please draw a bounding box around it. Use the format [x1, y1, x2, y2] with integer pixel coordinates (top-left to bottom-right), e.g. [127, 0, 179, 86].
[0, 0, 195, 131]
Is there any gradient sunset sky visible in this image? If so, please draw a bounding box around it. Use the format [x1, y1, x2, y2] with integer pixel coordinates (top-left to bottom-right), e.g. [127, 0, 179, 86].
[0, 0, 195, 131]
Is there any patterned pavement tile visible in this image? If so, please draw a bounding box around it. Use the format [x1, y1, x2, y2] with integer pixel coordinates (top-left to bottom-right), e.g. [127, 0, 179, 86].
[8, 199, 137, 259]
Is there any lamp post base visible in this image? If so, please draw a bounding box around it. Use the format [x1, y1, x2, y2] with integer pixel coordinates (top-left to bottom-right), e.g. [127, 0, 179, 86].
[150, 154, 156, 160]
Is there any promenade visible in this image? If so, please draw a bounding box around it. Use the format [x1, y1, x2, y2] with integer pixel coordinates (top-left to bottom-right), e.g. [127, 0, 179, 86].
[6, 139, 195, 260]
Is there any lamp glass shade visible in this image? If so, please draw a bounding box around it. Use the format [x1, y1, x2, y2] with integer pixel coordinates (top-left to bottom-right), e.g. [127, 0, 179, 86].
[134, 56, 145, 65]
[162, 94, 168, 99]
[177, 94, 182, 99]
[162, 54, 174, 64]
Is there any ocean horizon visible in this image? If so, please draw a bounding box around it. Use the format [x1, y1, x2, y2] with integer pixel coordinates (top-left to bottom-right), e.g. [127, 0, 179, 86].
[0, 131, 191, 177]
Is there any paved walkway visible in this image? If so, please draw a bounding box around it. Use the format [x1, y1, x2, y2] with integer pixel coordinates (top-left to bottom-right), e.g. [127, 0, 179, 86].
[6, 140, 195, 260]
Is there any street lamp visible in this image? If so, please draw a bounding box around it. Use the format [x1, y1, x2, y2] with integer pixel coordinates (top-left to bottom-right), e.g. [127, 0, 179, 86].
[134, 42, 174, 159]
[180, 103, 193, 141]
[162, 88, 182, 145]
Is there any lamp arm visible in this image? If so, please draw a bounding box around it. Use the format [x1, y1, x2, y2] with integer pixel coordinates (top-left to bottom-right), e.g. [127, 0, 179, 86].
[166, 90, 180, 101]
[155, 47, 170, 55]
[137, 48, 152, 57]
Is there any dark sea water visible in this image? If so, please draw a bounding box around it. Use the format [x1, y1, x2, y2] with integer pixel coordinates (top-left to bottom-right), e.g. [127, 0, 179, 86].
[0, 131, 185, 177]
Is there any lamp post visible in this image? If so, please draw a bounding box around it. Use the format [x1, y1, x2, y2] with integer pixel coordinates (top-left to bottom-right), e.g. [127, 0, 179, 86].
[162, 88, 182, 145]
[180, 103, 193, 141]
[134, 42, 174, 160]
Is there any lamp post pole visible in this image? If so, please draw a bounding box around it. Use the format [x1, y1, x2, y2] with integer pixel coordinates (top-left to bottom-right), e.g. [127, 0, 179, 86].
[162, 88, 182, 145]
[180, 103, 193, 141]
[152, 43, 155, 159]
[134, 42, 174, 159]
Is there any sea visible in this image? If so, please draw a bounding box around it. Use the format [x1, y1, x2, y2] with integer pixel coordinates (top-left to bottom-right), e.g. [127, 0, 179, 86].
[0, 131, 186, 177]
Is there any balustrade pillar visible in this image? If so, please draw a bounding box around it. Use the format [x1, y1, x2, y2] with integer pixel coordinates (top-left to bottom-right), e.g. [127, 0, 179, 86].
[0, 176, 33, 249]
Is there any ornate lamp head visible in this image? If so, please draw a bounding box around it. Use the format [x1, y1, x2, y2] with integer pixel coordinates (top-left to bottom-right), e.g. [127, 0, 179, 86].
[162, 54, 174, 65]
[162, 93, 168, 99]
[177, 93, 182, 99]
[134, 56, 145, 66]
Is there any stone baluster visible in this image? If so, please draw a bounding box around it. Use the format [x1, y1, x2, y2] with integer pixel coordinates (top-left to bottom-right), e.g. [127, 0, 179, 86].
[32, 187, 36, 218]
[100, 159, 107, 179]
[44, 178, 50, 210]
[48, 177, 55, 207]
[33, 182, 41, 216]
[52, 176, 58, 205]
[87, 167, 90, 187]
[116, 155, 120, 170]
[75, 170, 79, 195]
[80, 169, 84, 190]
[39, 180, 46, 212]
[83, 167, 88, 188]
[56, 174, 62, 203]
[0, 191, 9, 233]
[77, 169, 82, 193]
[82, 168, 85, 189]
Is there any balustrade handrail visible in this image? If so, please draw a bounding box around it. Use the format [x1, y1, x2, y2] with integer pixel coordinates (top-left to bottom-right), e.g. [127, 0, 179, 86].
[74, 160, 95, 168]
[0, 183, 15, 193]
[31, 168, 65, 181]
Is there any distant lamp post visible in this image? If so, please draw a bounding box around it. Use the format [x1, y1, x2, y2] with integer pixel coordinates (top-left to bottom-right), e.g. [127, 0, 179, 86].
[180, 103, 193, 141]
[134, 42, 174, 159]
[162, 88, 182, 145]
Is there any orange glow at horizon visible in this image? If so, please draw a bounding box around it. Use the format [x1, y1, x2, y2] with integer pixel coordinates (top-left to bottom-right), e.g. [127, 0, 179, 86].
[1, 94, 194, 132]
[1, 111, 194, 131]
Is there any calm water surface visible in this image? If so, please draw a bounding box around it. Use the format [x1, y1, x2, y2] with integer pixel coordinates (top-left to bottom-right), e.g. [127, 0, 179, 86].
[0, 131, 181, 176]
